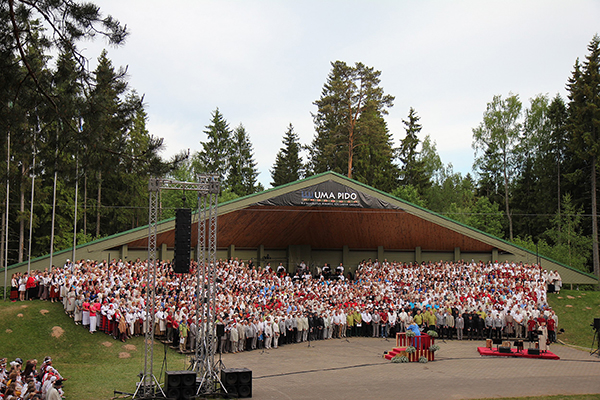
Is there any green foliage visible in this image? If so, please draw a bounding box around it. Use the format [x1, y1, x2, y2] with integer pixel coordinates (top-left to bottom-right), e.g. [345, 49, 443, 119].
[405, 345, 416, 354]
[429, 344, 440, 352]
[426, 330, 438, 337]
[391, 355, 409, 363]
[195, 108, 232, 180]
[512, 194, 592, 272]
[398, 107, 430, 194]
[418, 356, 428, 363]
[472, 93, 522, 239]
[271, 124, 304, 187]
[391, 185, 426, 208]
[566, 34, 600, 280]
[468, 196, 504, 238]
[227, 124, 261, 196]
[0, 3, 179, 264]
[308, 60, 396, 189]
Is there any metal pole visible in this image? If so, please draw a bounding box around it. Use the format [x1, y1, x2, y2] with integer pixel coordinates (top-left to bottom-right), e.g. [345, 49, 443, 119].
[4, 126, 10, 300]
[49, 126, 58, 269]
[27, 133, 36, 275]
[72, 150, 79, 264]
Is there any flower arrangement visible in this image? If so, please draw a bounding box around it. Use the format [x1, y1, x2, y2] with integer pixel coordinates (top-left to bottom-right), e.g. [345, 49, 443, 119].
[418, 356, 428, 363]
[391, 355, 402, 363]
[405, 346, 416, 354]
[429, 344, 440, 353]
[427, 330, 439, 337]
[405, 330, 416, 338]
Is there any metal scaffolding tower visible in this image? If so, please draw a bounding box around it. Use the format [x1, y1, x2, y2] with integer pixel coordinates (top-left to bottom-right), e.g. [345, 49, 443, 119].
[135, 175, 220, 399]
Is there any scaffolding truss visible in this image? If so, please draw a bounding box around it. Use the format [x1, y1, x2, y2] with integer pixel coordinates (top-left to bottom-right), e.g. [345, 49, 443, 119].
[136, 175, 220, 399]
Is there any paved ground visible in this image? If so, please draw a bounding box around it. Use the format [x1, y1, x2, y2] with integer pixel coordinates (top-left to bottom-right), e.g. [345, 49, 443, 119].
[216, 337, 600, 399]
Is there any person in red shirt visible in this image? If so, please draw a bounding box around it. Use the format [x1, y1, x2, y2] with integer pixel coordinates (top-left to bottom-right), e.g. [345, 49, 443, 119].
[547, 313, 556, 343]
[166, 311, 174, 344]
[527, 317, 538, 342]
[381, 309, 390, 338]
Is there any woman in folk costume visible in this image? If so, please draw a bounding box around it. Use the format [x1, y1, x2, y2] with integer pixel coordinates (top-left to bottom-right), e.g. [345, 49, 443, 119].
[118, 313, 128, 342]
[538, 320, 549, 352]
[66, 286, 76, 317]
[49, 273, 60, 303]
[10, 273, 19, 301]
[74, 294, 83, 325]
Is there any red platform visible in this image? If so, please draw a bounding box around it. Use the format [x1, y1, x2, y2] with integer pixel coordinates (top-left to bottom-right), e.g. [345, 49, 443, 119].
[477, 347, 559, 360]
[385, 347, 435, 362]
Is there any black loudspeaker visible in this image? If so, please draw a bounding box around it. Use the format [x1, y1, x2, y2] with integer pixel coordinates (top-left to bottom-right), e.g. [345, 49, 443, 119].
[173, 208, 191, 273]
[165, 370, 196, 400]
[498, 346, 511, 354]
[221, 368, 252, 398]
[528, 348, 540, 356]
[594, 318, 600, 331]
[216, 324, 225, 338]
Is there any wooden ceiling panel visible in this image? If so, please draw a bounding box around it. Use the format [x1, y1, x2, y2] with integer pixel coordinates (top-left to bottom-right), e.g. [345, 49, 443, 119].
[126, 206, 494, 252]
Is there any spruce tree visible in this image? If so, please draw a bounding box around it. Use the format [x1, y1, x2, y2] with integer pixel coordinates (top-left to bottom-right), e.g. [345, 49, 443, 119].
[227, 124, 261, 196]
[271, 124, 304, 187]
[196, 108, 232, 181]
[566, 34, 600, 282]
[398, 107, 430, 195]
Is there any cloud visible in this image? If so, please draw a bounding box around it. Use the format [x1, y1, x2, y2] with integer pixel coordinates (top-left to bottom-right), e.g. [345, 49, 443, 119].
[82, 0, 600, 188]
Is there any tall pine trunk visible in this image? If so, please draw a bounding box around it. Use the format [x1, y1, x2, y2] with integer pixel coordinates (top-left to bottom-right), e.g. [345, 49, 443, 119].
[83, 173, 87, 236]
[592, 157, 599, 285]
[503, 155, 513, 241]
[18, 164, 24, 263]
[96, 171, 102, 237]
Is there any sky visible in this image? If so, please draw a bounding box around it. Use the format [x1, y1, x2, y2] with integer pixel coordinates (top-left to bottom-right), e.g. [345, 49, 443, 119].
[82, 0, 600, 189]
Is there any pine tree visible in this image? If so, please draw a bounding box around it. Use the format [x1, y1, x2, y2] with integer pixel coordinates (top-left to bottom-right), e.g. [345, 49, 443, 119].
[227, 124, 261, 196]
[271, 124, 304, 187]
[308, 61, 394, 180]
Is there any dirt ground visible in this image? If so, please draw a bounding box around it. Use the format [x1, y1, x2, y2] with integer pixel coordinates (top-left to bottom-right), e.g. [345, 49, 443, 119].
[216, 337, 600, 400]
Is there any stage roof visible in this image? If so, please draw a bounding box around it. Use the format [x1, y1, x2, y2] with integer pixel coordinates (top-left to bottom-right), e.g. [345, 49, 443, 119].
[11, 172, 599, 285]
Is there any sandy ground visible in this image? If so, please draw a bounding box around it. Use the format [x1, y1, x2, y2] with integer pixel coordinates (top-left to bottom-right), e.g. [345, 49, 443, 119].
[214, 337, 600, 400]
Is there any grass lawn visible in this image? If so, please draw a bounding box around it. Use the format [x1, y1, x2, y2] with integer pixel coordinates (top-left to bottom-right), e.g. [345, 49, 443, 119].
[0, 300, 187, 400]
[547, 289, 600, 349]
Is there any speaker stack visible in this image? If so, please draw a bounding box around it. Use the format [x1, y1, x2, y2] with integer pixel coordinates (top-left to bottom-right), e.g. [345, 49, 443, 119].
[221, 368, 252, 398]
[173, 208, 191, 273]
[165, 370, 196, 400]
[594, 318, 600, 331]
[527, 348, 540, 356]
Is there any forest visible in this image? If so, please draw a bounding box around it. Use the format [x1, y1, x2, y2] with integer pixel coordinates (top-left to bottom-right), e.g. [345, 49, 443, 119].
[1, 1, 599, 279]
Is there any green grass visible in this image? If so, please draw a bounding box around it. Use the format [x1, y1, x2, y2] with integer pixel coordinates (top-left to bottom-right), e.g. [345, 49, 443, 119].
[547, 289, 600, 348]
[0, 300, 187, 400]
